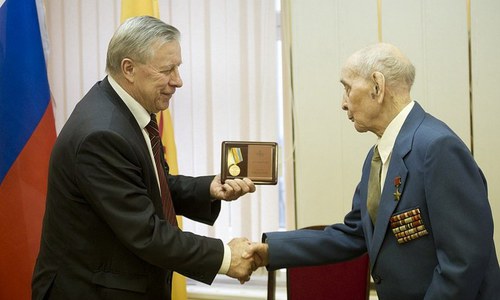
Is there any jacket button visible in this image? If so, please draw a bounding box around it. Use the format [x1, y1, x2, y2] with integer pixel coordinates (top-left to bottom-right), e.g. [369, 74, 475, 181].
[373, 274, 382, 284]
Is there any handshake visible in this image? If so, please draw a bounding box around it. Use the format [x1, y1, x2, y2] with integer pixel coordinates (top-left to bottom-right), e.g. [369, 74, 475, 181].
[226, 238, 269, 284]
[213, 178, 269, 283]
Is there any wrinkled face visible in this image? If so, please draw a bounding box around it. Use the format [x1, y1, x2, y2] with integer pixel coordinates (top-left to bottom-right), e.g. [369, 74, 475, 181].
[132, 40, 183, 114]
[340, 66, 378, 134]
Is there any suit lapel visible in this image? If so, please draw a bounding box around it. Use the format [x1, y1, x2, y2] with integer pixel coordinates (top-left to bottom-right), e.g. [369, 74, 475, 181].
[100, 77, 152, 163]
[99, 77, 162, 206]
[368, 102, 426, 270]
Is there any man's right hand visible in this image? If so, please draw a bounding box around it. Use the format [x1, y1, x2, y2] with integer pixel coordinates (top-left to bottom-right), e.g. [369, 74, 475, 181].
[243, 242, 269, 269]
[226, 238, 256, 284]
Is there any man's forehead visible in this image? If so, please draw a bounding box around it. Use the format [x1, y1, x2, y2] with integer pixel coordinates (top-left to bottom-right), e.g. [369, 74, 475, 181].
[151, 41, 181, 60]
[340, 66, 356, 82]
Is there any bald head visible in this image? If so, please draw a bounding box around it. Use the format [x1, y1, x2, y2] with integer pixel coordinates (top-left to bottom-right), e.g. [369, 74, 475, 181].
[345, 43, 415, 96]
[340, 43, 416, 136]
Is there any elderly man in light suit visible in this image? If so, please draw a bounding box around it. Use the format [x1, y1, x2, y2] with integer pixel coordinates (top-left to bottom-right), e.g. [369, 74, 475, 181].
[246, 43, 500, 299]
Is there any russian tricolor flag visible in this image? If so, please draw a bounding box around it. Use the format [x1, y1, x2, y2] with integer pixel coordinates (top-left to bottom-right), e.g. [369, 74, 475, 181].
[0, 0, 56, 298]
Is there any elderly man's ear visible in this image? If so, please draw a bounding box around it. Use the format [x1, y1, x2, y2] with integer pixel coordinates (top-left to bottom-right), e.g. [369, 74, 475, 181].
[371, 71, 385, 101]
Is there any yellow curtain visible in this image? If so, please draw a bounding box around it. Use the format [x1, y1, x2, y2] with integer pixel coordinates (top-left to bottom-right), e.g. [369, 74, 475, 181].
[120, 1, 187, 299]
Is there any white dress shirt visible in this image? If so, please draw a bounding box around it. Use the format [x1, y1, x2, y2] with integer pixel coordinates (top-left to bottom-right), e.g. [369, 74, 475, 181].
[376, 101, 415, 191]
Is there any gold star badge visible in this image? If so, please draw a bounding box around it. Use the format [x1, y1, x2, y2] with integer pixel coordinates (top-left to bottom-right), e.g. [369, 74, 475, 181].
[393, 189, 401, 201]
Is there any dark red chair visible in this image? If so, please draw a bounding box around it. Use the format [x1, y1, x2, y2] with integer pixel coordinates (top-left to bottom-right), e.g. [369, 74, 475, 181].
[267, 226, 370, 300]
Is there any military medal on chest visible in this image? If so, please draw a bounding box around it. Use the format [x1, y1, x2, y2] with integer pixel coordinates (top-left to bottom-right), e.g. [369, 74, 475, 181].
[393, 176, 402, 201]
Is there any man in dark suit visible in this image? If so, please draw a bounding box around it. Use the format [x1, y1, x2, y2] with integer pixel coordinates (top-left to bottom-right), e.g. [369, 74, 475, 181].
[32, 16, 257, 300]
[245, 43, 500, 299]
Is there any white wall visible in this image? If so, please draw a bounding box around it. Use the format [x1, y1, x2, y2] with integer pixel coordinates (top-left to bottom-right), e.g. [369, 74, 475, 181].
[290, 0, 378, 228]
[382, 0, 470, 145]
[471, 0, 500, 259]
[290, 0, 500, 259]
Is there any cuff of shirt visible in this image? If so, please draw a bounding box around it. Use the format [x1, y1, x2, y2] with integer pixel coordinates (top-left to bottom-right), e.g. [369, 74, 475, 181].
[218, 243, 231, 274]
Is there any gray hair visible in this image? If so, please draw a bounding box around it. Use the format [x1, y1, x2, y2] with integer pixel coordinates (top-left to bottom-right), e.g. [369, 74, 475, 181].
[106, 16, 180, 76]
[351, 43, 415, 91]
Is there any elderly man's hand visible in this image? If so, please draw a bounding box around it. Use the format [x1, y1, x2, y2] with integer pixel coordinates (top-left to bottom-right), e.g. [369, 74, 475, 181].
[243, 242, 269, 269]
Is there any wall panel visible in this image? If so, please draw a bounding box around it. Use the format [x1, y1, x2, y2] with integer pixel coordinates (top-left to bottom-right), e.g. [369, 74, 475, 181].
[382, 0, 470, 146]
[290, 0, 378, 228]
[471, 0, 500, 259]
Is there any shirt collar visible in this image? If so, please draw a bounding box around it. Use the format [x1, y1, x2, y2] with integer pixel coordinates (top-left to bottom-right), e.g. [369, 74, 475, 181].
[377, 101, 415, 163]
[108, 75, 151, 129]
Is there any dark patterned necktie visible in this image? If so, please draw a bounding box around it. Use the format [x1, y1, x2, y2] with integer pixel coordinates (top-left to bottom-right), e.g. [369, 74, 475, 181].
[367, 145, 382, 224]
[145, 114, 178, 226]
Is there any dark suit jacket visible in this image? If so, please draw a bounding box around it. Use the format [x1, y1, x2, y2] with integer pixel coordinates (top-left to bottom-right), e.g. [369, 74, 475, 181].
[264, 102, 500, 299]
[32, 77, 224, 300]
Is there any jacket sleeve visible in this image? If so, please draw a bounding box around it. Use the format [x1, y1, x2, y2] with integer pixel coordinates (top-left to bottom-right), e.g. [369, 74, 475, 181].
[264, 186, 367, 270]
[167, 174, 222, 225]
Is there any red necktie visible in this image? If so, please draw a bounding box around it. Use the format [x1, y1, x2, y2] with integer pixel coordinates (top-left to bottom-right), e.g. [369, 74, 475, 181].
[145, 115, 178, 226]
